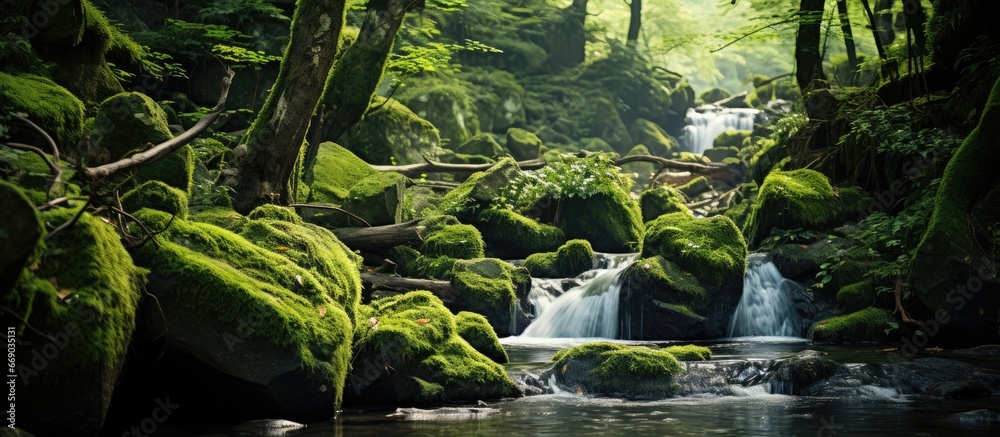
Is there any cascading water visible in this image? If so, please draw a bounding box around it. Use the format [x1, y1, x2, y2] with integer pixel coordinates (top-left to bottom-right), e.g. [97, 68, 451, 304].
[680, 106, 759, 155]
[728, 253, 803, 337]
[520, 254, 637, 338]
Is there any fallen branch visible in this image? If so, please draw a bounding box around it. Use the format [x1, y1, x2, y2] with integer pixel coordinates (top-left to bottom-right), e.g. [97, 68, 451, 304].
[332, 219, 427, 251]
[290, 203, 371, 227]
[85, 69, 234, 182]
[44, 196, 91, 241]
[12, 114, 59, 162]
[373, 157, 547, 178]
[615, 155, 743, 184]
[362, 272, 457, 301]
[894, 275, 921, 326]
[4, 142, 62, 195]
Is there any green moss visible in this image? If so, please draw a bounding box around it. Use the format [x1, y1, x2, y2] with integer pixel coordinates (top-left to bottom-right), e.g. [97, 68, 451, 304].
[339, 171, 408, 227]
[476, 208, 565, 259]
[699, 88, 730, 104]
[387, 246, 457, 280]
[456, 133, 504, 157]
[641, 212, 747, 286]
[340, 96, 442, 165]
[743, 169, 850, 247]
[677, 176, 712, 198]
[305, 142, 377, 204]
[505, 127, 542, 161]
[661, 345, 712, 361]
[422, 224, 485, 259]
[628, 119, 679, 157]
[137, 145, 195, 194]
[836, 281, 877, 314]
[550, 342, 684, 397]
[625, 256, 708, 305]
[247, 204, 302, 224]
[86, 92, 172, 164]
[353, 291, 520, 402]
[396, 76, 481, 146]
[438, 157, 522, 219]
[703, 146, 739, 163]
[0, 181, 45, 293]
[558, 187, 644, 253]
[455, 311, 509, 364]
[522, 252, 559, 277]
[450, 258, 528, 332]
[674, 151, 711, 165]
[809, 307, 894, 344]
[640, 186, 691, 222]
[712, 130, 752, 149]
[0, 73, 85, 148]
[7, 208, 145, 431]
[121, 180, 189, 219]
[522, 239, 595, 278]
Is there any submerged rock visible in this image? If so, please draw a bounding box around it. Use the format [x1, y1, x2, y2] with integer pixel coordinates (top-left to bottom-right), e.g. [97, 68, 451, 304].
[386, 407, 500, 421]
[522, 239, 595, 279]
[542, 342, 705, 398]
[229, 419, 306, 437]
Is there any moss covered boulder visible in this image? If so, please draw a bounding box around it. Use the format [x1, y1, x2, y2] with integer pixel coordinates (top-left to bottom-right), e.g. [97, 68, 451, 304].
[455, 311, 509, 364]
[439, 157, 523, 220]
[6, 209, 145, 436]
[522, 239, 595, 278]
[505, 127, 542, 161]
[0, 182, 44, 293]
[421, 224, 485, 260]
[640, 186, 691, 222]
[85, 91, 194, 192]
[808, 307, 895, 344]
[543, 342, 687, 398]
[450, 258, 531, 336]
[586, 96, 634, 153]
[0, 73, 85, 148]
[556, 189, 644, 253]
[476, 208, 565, 259]
[120, 180, 189, 219]
[743, 169, 862, 247]
[640, 212, 747, 287]
[397, 76, 481, 146]
[677, 176, 713, 198]
[345, 292, 520, 405]
[337, 172, 408, 227]
[712, 130, 752, 149]
[620, 255, 724, 339]
[456, 133, 504, 157]
[339, 96, 442, 165]
[704, 146, 739, 163]
[303, 142, 376, 204]
[132, 208, 361, 420]
[629, 119, 680, 157]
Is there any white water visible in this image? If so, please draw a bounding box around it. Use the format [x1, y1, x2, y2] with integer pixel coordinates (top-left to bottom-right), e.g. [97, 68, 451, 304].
[728, 253, 803, 337]
[520, 254, 637, 338]
[680, 107, 759, 155]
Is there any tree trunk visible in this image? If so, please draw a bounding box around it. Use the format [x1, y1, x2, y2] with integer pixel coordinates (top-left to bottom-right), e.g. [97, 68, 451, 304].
[836, 0, 857, 79]
[626, 0, 642, 46]
[229, 0, 348, 214]
[331, 219, 428, 252]
[304, 0, 415, 174]
[859, 0, 888, 60]
[362, 272, 457, 302]
[873, 0, 895, 47]
[795, 0, 827, 92]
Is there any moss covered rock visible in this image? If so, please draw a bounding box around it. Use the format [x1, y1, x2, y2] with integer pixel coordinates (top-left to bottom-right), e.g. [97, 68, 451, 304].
[7, 208, 145, 436]
[505, 127, 542, 161]
[661, 344, 712, 361]
[345, 292, 520, 405]
[0, 182, 44, 293]
[557, 188, 644, 254]
[476, 208, 565, 259]
[808, 307, 895, 344]
[388, 245, 458, 281]
[397, 76, 481, 146]
[339, 171, 408, 227]
[340, 96, 441, 165]
[121, 180, 189, 219]
[522, 239, 595, 278]
[640, 186, 691, 222]
[450, 258, 531, 336]
[304, 142, 377, 204]
[455, 311, 509, 364]
[677, 176, 713, 198]
[619, 255, 725, 339]
[545, 342, 685, 398]
[421, 224, 485, 260]
[836, 281, 878, 314]
[133, 208, 360, 418]
[712, 130, 752, 149]
[641, 212, 747, 287]
[0, 73, 85, 148]
[629, 119, 679, 157]
[456, 133, 504, 157]
[586, 96, 633, 153]
[743, 169, 859, 247]
[704, 146, 739, 163]
[439, 157, 523, 220]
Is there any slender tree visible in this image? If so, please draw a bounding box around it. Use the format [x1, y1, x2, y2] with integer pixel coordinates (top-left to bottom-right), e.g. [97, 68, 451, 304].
[835, 0, 857, 78]
[304, 0, 424, 172]
[626, 0, 643, 46]
[795, 0, 827, 92]
[229, 0, 348, 214]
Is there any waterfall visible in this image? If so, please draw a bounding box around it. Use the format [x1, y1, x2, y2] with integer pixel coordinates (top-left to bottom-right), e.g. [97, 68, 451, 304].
[520, 254, 636, 338]
[680, 107, 759, 155]
[728, 253, 802, 337]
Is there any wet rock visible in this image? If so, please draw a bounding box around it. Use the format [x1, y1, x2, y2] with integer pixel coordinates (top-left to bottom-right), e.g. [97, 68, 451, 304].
[386, 407, 500, 421]
[949, 409, 1000, 425]
[229, 419, 306, 437]
[763, 350, 847, 395]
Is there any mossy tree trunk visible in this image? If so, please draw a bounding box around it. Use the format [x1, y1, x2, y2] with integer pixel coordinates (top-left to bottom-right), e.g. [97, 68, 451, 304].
[303, 0, 419, 175]
[795, 0, 826, 92]
[229, 0, 348, 214]
[626, 0, 642, 46]
[835, 0, 857, 78]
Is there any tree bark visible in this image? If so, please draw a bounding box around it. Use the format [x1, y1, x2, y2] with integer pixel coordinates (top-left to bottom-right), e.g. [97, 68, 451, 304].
[331, 219, 428, 251]
[362, 272, 457, 301]
[304, 0, 416, 174]
[859, 0, 888, 60]
[229, 0, 348, 214]
[795, 0, 827, 92]
[835, 0, 858, 78]
[626, 0, 642, 46]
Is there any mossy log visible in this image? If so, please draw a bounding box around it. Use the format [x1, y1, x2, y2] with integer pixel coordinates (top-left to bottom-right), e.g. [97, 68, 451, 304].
[331, 219, 427, 251]
[362, 272, 456, 301]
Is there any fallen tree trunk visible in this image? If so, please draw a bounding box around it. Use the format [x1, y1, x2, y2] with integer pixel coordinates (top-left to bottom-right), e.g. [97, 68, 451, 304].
[616, 155, 744, 185]
[362, 272, 456, 301]
[373, 158, 546, 178]
[331, 219, 427, 251]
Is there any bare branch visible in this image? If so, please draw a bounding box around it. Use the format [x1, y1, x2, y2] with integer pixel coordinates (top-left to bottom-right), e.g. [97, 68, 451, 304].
[4, 142, 63, 197]
[44, 197, 91, 241]
[711, 18, 797, 53]
[12, 114, 59, 162]
[372, 158, 547, 178]
[85, 69, 235, 181]
[289, 203, 372, 227]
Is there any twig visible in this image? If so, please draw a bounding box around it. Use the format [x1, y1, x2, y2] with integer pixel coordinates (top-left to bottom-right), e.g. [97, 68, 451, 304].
[85, 69, 234, 182]
[12, 114, 59, 162]
[36, 197, 70, 211]
[0, 305, 58, 344]
[289, 204, 372, 227]
[893, 276, 920, 326]
[44, 197, 90, 241]
[109, 206, 161, 248]
[711, 18, 797, 53]
[4, 142, 62, 193]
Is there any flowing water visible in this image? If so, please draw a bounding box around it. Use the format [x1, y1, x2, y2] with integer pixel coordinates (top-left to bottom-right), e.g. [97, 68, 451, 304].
[728, 253, 803, 338]
[680, 107, 759, 155]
